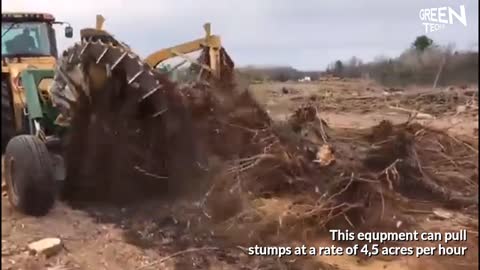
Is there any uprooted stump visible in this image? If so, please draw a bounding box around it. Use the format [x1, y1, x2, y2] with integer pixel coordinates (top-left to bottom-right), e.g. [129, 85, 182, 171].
[364, 120, 478, 207]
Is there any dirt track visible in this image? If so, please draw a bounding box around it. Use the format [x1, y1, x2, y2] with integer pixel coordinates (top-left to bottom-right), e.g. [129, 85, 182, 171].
[2, 78, 478, 270]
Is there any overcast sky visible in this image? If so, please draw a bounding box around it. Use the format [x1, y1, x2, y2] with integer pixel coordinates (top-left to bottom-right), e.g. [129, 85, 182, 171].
[3, 0, 478, 70]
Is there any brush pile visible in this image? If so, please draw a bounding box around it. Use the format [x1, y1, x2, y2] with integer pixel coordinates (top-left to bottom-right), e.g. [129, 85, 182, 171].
[310, 87, 478, 117]
[176, 81, 478, 244]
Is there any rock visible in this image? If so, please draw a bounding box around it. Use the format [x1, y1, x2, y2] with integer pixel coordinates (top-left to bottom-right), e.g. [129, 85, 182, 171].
[28, 238, 62, 257]
[396, 220, 403, 228]
[456, 105, 467, 114]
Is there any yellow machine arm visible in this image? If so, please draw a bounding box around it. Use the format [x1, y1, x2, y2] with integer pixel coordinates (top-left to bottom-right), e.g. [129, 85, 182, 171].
[144, 23, 233, 79]
[96, 14, 105, 30]
[79, 17, 233, 81]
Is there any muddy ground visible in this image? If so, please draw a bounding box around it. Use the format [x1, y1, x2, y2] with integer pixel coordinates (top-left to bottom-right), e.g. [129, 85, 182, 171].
[2, 78, 478, 270]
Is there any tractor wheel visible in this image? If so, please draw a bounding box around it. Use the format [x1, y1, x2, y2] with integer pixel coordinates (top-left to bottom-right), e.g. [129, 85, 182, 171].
[1, 80, 16, 153]
[4, 135, 56, 216]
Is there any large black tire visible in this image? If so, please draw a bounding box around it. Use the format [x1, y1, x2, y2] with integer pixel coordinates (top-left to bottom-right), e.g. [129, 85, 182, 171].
[4, 135, 56, 216]
[1, 80, 16, 153]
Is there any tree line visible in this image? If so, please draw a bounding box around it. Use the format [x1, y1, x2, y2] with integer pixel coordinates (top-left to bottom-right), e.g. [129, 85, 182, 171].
[238, 35, 478, 87]
[325, 35, 478, 86]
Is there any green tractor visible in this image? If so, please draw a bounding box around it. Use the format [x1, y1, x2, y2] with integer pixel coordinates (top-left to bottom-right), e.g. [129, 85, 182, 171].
[2, 15, 232, 217]
[1, 13, 174, 217]
[1, 12, 73, 216]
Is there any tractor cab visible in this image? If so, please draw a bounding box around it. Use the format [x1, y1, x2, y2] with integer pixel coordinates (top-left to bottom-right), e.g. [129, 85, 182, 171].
[1, 12, 72, 59]
[1, 12, 73, 153]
